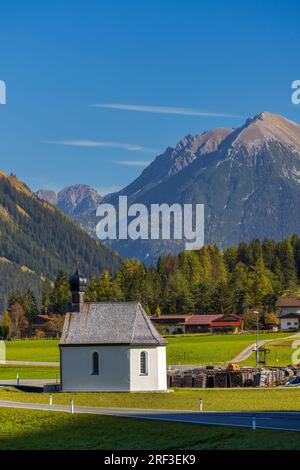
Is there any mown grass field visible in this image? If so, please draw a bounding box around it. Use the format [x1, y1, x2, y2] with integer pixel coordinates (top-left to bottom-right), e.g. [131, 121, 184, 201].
[166, 332, 291, 365]
[0, 407, 299, 450]
[5, 339, 60, 362]
[4, 332, 291, 366]
[0, 387, 300, 411]
[0, 365, 60, 380]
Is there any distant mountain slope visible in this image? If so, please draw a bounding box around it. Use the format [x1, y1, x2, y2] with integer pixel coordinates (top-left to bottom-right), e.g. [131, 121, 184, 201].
[36, 189, 58, 206]
[0, 172, 121, 307]
[104, 112, 300, 261]
[36, 184, 102, 238]
[56, 184, 102, 216]
[106, 128, 233, 204]
[37, 112, 300, 264]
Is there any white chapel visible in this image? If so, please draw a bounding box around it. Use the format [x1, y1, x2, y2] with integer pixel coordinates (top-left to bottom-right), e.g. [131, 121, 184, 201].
[60, 269, 167, 392]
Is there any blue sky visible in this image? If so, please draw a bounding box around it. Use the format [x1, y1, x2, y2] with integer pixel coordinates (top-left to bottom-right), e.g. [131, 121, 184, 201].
[1, 0, 300, 194]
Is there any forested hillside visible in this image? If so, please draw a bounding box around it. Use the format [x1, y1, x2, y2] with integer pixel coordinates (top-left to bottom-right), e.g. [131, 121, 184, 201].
[5, 235, 300, 336]
[0, 260, 43, 315]
[0, 171, 121, 312]
[82, 235, 300, 316]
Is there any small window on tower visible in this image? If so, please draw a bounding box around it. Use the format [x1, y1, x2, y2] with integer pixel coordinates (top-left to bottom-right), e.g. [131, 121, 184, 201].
[92, 351, 99, 375]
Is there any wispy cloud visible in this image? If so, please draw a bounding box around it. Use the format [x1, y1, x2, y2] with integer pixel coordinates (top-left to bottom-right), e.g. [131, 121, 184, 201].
[45, 140, 158, 154]
[91, 103, 243, 119]
[115, 160, 151, 167]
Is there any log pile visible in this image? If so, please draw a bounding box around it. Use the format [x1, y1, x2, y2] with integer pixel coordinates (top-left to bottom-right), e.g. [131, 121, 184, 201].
[167, 365, 300, 388]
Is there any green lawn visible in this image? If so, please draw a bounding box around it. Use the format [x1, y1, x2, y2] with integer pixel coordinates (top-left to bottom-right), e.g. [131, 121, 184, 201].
[2, 332, 293, 370]
[5, 339, 59, 362]
[166, 332, 290, 365]
[0, 365, 60, 380]
[1, 407, 299, 450]
[0, 387, 300, 412]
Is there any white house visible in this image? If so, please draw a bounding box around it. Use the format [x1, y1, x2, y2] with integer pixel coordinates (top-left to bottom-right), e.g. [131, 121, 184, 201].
[280, 313, 300, 332]
[59, 270, 167, 392]
[276, 297, 300, 317]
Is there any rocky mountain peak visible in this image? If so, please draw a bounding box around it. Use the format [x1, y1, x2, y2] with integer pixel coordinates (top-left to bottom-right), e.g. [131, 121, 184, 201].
[175, 134, 195, 151]
[37, 184, 102, 217]
[231, 112, 300, 154]
[57, 184, 102, 216]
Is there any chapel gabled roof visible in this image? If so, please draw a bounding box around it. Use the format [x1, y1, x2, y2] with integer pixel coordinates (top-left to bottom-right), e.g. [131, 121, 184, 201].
[60, 301, 167, 346]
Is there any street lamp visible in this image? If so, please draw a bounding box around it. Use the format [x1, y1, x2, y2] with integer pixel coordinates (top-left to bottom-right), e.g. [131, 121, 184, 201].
[253, 311, 259, 367]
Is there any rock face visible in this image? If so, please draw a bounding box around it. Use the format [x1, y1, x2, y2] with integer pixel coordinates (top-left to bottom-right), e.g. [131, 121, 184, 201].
[37, 185, 102, 217]
[38, 112, 300, 264]
[57, 184, 102, 217]
[36, 184, 102, 237]
[108, 128, 233, 203]
[36, 189, 58, 206]
[104, 112, 300, 262]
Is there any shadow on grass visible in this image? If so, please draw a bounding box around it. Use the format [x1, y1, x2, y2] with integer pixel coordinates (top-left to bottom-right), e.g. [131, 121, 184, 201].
[1, 408, 300, 450]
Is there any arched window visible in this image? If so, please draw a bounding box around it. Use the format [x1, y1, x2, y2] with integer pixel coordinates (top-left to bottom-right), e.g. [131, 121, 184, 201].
[91, 351, 99, 375]
[140, 351, 148, 375]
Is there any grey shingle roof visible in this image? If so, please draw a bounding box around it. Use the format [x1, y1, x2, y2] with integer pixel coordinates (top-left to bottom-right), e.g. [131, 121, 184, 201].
[60, 301, 167, 346]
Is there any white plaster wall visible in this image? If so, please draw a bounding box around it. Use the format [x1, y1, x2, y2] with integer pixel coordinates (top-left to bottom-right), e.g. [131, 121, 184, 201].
[61, 345, 130, 392]
[129, 346, 167, 392]
[279, 307, 300, 317]
[281, 318, 299, 331]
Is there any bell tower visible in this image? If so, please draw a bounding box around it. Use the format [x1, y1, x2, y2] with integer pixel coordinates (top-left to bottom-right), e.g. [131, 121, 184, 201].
[69, 267, 87, 311]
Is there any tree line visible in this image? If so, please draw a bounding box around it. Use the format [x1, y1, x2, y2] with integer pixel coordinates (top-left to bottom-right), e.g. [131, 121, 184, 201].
[3, 234, 300, 337]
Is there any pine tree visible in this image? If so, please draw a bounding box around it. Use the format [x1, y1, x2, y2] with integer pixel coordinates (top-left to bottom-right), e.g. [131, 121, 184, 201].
[42, 280, 53, 310]
[98, 270, 114, 301]
[21, 289, 38, 321]
[277, 237, 298, 288]
[249, 256, 274, 310]
[85, 276, 100, 302]
[49, 271, 71, 314]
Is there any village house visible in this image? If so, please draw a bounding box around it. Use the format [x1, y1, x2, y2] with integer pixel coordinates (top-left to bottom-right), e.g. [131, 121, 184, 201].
[59, 270, 167, 392]
[31, 313, 52, 332]
[276, 296, 300, 317]
[150, 314, 243, 335]
[274, 297, 300, 331]
[280, 313, 300, 331]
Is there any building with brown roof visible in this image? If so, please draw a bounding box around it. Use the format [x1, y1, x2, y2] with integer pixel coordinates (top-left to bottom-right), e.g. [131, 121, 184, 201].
[150, 313, 243, 335]
[275, 296, 300, 317]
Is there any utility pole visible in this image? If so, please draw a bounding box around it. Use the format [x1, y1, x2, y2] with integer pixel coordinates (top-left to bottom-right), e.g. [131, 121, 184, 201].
[253, 311, 259, 368]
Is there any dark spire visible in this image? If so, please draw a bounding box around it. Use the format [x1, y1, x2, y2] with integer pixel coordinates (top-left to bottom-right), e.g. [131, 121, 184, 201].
[69, 266, 87, 311]
[69, 266, 87, 293]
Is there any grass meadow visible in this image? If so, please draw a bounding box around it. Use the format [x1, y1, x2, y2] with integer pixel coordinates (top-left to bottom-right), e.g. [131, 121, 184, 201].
[4, 331, 291, 366]
[1, 407, 300, 450]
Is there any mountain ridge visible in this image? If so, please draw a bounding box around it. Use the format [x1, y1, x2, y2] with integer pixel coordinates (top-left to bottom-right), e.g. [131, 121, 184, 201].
[37, 111, 300, 263]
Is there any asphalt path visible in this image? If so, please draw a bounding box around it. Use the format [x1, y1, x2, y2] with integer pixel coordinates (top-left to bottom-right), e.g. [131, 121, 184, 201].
[0, 379, 57, 386]
[230, 332, 300, 363]
[0, 361, 59, 366]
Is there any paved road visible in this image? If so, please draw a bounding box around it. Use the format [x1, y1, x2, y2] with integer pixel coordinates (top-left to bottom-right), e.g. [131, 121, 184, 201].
[230, 339, 270, 363]
[0, 399, 299, 432]
[0, 361, 59, 366]
[231, 332, 300, 363]
[0, 379, 57, 386]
